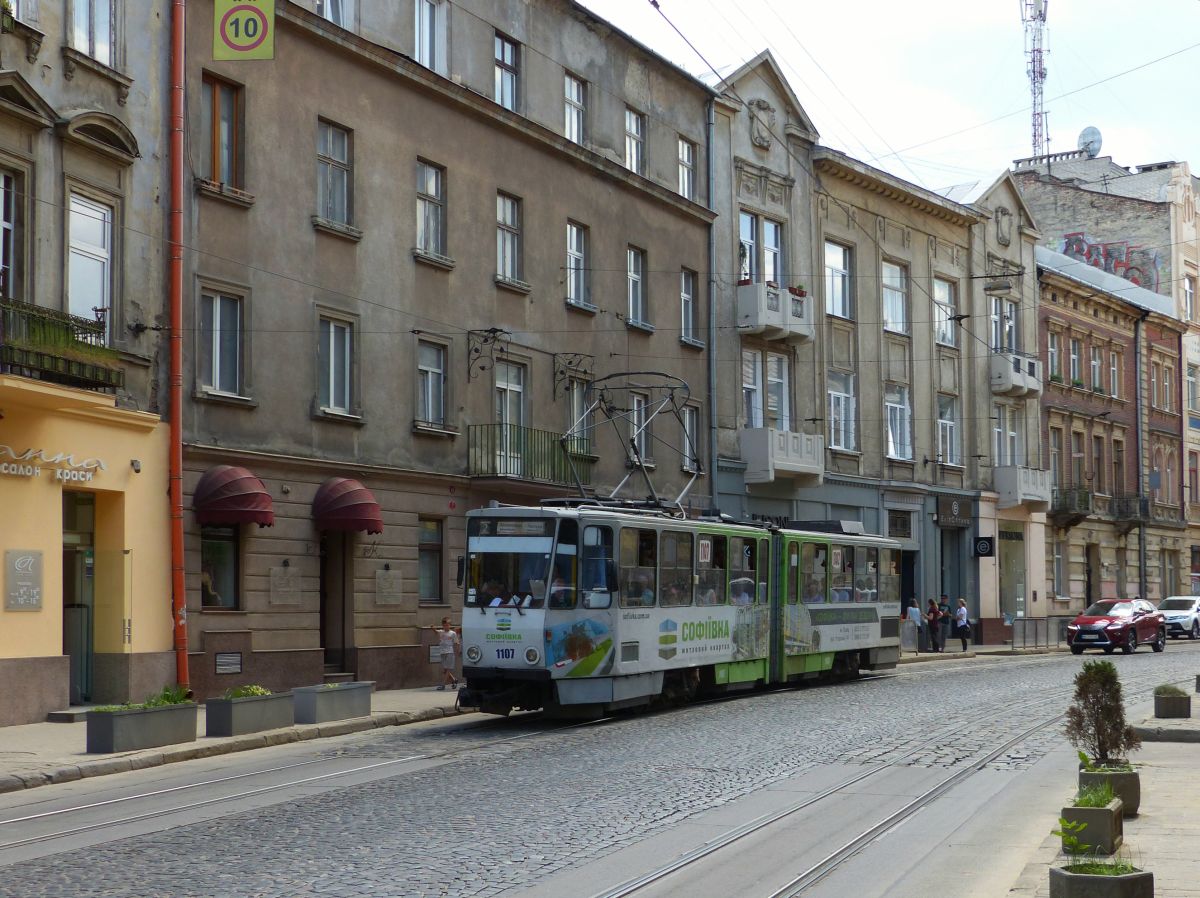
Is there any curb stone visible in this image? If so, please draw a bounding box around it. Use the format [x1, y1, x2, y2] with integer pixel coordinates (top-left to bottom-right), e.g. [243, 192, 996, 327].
[0, 774, 26, 794]
[1134, 725, 1200, 742]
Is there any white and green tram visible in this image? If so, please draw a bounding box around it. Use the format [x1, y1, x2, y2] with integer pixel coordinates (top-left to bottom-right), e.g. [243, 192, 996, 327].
[459, 503, 903, 717]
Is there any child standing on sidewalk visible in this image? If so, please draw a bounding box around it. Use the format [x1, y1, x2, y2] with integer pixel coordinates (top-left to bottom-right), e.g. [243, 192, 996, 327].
[431, 618, 460, 690]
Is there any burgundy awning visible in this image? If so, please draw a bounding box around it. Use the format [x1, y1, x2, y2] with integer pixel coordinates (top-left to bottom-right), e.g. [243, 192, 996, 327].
[312, 477, 383, 534]
[192, 465, 274, 527]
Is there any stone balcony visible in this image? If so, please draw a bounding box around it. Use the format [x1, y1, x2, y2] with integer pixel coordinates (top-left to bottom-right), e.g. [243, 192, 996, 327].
[989, 352, 1043, 399]
[740, 428, 823, 485]
[736, 282, 813, 344]
[994, 465, 1051, 510]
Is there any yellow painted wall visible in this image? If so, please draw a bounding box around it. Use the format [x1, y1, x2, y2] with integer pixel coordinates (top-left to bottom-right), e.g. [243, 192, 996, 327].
[0, 380, 171, 660]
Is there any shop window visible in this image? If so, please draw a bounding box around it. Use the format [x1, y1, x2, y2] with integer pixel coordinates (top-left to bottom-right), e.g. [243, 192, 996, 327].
[696, 533, 727, 605]
[619, 528, 657, 608]
[418, 518, 442, 603]
[200, 525, 239, 609]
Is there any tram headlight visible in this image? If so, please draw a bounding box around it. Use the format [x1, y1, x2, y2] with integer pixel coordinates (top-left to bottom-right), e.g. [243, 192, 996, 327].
[466, 645, 482, 663]
[524, 646, 541, 665]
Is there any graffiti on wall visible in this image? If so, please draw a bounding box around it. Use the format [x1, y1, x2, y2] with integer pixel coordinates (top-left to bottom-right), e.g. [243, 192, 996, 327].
[1060, 231, 1167, 293]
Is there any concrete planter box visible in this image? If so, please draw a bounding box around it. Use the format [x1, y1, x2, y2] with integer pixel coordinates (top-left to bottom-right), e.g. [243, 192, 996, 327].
[1049, 866, 1153, 898]
[86, 703, 198, 753]
[1079, 768, 1140, 818]
[1060, 798, 1123, 854]
[293, 681, 374, 724]
[1153, 694, 1190, 719]
[205, 692, 294, 737]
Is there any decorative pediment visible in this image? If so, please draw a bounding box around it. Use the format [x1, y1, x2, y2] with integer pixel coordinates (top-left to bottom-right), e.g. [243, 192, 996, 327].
[56, 110, 139, 163]
[0, 70, 56, 127]
[735, 157, 794, 209]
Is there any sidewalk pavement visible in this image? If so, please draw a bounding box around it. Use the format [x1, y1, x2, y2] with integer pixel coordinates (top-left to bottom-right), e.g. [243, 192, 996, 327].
[0, 686, 465, 795]
[1009, 710, 1200, 897]
[0, 644, 1066, 797]
[897, 642, 1069, 664]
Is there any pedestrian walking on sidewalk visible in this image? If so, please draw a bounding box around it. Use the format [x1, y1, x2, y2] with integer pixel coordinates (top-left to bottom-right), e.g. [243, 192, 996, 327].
[905, 599, 924, 653]
[955, 598, 971, 652]
[926, 599, 944, 653]
[431, 618, 460, 690]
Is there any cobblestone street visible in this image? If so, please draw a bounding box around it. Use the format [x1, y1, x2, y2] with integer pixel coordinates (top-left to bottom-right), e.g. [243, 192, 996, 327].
[2, 649, 1196, 898]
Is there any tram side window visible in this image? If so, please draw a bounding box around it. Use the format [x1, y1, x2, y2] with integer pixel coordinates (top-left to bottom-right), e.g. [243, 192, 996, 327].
[801, 542, 828, 604]
[830, 544, 854, 602]
[787, 542, 799, 605]
[729, 537, 756, 606]
[696, 534, 727, 605]
[758, 538, 769, 604]
[878, 547, 900, 605]
[580, 525, 615, 609]
[854, 547, 879, 602]
[619, 528, 657, 608]
[660, 530, 693, 607]
[548, 519, 579, 609]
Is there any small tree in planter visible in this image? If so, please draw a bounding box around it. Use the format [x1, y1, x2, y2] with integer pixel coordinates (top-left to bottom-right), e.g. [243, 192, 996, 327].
[1153, 683, 1190, 719]
[1065, 660, 1142, 816]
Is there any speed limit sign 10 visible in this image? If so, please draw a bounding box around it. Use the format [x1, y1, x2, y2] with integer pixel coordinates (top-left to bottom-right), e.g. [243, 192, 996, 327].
[213, 0, 275, 61]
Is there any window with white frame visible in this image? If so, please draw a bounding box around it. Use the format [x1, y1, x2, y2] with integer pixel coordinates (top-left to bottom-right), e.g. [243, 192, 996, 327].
[624, 108, 645, 174]
[626, 246, 646, 324]
[318, 316, 353, 413]
[566, 376, 592, 453]
[881, 262, 908, 333]
[738, 212, 783, 285]
[1069, 338, 1081, 382]
[765, 352, 790, 432]
[1186, 275, 1196, 321]
[677, 137, 695, 200]
[72, 0, 115, 66]
[1110, 351, 1120, 398]
[1071, 431, 1084, 484]
[824, 241, 852, 319]
[993, 403, 1022, 466]
[681, 405, 699, 472]
[1189, 365, 1199, 412]
[937, 394, 960, 465]
[414, 0, 445, 73]
[1049, 427, 1062, 488]
[418, 518, 443, 602]
[739, 212, 757, 282]
[990, 296, 1019, 351]
[630, 392, 650, 460]
[1052, 539, 1067, 596]
[1091, 346, 1103, 390]
[68, 194, 113, 339]
[885, 383, 912, 459]
[934, 278, 957, 346]
[680, 268, 696, 341]
[1152, 360, 1161, 407]
[1048, 332, 1060, 378]
[1092, 435, 1105, 493]
[416, 160, 445, 255]
[0, 171, 19, 298]
[199, 290, 242, 395]
[742, 350, 762, 429]
[317, 120, 351, 225]
[827, 370, 856, 451]
[417, 340, 445, 426]
[564, 74, 585, 144]
[318, 0, 355, 28]
[762, 220, 782, 285]
[496, 193, 521, 281]
[566, 222, 588, 306]
[494, 33, 519, 112]
[1164, 365, 1174, 412]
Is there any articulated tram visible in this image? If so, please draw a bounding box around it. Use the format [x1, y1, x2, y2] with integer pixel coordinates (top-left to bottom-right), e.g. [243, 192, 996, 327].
[459, 503, 902, 716]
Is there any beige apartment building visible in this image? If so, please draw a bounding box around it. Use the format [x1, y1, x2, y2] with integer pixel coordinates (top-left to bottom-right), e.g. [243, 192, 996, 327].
[181, 0, 715, 699]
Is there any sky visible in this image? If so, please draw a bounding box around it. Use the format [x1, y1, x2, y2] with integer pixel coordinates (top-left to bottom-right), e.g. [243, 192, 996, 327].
[581, 0, 1200, 192]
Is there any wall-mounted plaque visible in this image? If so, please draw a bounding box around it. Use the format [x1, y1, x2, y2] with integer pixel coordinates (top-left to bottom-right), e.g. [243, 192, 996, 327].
[376, 569, 404, 605]
[5, 550, 42, 611]
[268, 566, 300, 605]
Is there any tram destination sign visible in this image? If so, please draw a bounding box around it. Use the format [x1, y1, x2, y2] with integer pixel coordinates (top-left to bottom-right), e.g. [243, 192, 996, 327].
[5, 550, 42, 611]
[937, 497, 973, 529]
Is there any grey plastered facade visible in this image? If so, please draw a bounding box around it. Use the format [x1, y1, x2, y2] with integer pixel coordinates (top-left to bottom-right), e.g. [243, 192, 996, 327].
[181, 1, 715, 698]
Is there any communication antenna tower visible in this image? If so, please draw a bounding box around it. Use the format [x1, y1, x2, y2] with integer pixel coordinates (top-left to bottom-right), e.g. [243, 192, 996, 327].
[1021, 0, 1049, 156]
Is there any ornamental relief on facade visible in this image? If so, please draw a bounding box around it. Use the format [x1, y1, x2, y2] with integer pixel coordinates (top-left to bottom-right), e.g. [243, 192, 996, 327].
[747, 98, 776, 149]
[735, 158, 793, 209]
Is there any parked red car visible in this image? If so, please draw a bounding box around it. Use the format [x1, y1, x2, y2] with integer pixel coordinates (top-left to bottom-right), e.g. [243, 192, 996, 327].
[1066, 599, 1166, 655]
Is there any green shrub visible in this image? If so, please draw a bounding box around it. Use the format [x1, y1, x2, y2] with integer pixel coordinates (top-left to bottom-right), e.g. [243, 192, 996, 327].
[1063, 860, 1138, 876]
[223, 684, 272, 700]
[1154, 683, 1187, 697]
[1052, 817, 1091, 855]
[91, 685, 193, 713]
[1064, 660, 1140, 766]
[1073, 782, 1115, 808]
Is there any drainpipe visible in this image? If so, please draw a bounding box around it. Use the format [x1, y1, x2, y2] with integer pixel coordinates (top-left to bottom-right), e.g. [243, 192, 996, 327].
[705, 97, 718, 512]
[169, 0, 189, 691]
[1134, 310, 1149, 600]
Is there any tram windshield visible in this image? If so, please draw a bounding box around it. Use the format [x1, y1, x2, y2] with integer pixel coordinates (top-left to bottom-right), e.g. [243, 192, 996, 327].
[466, 518, 554, 608]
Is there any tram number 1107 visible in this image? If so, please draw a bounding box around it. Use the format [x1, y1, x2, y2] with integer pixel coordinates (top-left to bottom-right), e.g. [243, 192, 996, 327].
[496, 648, 516, 660]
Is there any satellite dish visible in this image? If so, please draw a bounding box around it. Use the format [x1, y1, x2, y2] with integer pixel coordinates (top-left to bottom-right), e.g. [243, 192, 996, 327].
[1078, 126, 1103, 159]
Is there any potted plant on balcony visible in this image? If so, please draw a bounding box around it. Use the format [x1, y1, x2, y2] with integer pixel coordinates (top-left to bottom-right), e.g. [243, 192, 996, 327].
[1066, 660, 1142, 817]
[293, 680, 374, 724]
[86, 685, 197, 753]
[787, 285, 807, 297]
[1050, 373, 1064, 384]
[1072, 378, 1086, 388]
[1153, 683, 1190, 719]
[205, 685, 295, 737]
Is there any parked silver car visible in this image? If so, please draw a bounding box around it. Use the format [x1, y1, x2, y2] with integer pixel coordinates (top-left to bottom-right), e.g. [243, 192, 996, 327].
[1158, 596, 1200, 639]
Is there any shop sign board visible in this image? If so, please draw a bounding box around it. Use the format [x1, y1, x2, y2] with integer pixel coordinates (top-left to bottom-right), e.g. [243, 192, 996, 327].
[5, 550, 42, 611]
[937, 496, 973, 529]
[0, 445, 106, 483]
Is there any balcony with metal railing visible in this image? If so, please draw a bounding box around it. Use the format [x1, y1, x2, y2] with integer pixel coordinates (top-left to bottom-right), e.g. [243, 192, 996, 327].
[1048, 486, 1092, 529]
[468, 423, 594, 487]
[989, 351, 1042, 398]
[0, 298, 123, 392]
[735, 282, 813, 344]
